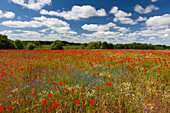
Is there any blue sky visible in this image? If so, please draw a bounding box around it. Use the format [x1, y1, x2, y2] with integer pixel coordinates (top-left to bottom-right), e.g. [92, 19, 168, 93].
[0, 0, 170, 45]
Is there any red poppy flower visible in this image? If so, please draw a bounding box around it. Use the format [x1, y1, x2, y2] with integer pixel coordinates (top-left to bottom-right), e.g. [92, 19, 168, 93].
[56, 98, 59, 102]
[7, 107, 12, 111]
[31, 92, 35, 96]
[53, 82, 56, 85]
[42, 99, 46, 105]
[47, 107, 51, 112]
[162, 80, 165, 83]
[106, 83, 111, 86]
[59, 82, 62, 86]
[64, 88, 67, 91]
[76, 100, 80, 105]
[82, 90, 85, 93]
[7, 88, 10, 91]
[72, 88, 75, 92]
[90, 99, 95, 105]
[0, 106, 4, 112]
[48, 94, 53, 97]
[98, 88, 102, 91]
[52, 103, 59, 107]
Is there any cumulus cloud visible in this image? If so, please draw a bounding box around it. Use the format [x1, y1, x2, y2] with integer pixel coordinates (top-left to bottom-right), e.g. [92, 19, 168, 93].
[151, 0, 157, 2]
[2, 20, 43, 28]
[118, 27, 130, 33]
[0, 10, 15, 18]
[82, 30, 137, 44]
[134, 4, 159, 14]
[0, 30, 13, 34]
[82, 31, 120, 38]
[109, 6, 137, 25]
[11, 0, 51, 10]
[40, 5, 106, 20]
[146, 14, 170, 27]
[136, 16, 147, 21]
[2, 16, 76, 33]
[1, 30, 44, 40]
[33, 16, 71, 33]
[149, 37, 156, 40]
[81, 22, 116, 31]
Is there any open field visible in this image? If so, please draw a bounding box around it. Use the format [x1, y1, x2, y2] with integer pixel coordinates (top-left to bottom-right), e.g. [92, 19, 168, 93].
[0, 50, 169, 112]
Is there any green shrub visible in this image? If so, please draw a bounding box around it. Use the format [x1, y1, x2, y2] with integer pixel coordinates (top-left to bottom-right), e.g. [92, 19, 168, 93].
[0, 34, 15, 49]
[50, 40, 63, 50]
[26, 43, 35, 50]
[14, 39, 24, 49]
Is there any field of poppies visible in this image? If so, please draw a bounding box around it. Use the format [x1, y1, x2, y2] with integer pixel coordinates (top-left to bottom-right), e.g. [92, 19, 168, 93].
[0, 49, 169, 112]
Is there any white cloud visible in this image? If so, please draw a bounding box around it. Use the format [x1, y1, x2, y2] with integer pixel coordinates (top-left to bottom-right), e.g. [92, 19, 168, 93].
[0, 30, 13, 34]
[0, 10, 15, 18]
[81, 22, 116, 31]
[136, 16, 147, 21]
[33, 16, 71, 33]
[149, 37, 156, 40]
[11, 0, 51, 10]
[1, 16, 73, 33]
[114, 10, 132, 18]
[118, 27, 130, 33]
[146, 14, 170, 28]
[40, 5, 106, 20]
[39, 28, 49, 33]
[114, 17, 137, 25]
[151, 0, 157, 2]
[2, 20, 43, 28]
[82, 30, 137, 44]
[134, 4, 159, 14]
[109, 7, 118, 14]
[3, 30, 44, 40]
[110, 6, 137, 25]
[68, 31, 77, 35]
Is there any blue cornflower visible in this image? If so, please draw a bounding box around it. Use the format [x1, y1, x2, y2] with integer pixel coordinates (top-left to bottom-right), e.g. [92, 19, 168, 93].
[145, 108, 148, 110]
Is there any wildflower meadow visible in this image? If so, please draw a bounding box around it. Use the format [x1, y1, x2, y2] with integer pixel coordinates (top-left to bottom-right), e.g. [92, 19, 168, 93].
[0, 49, 169, 112]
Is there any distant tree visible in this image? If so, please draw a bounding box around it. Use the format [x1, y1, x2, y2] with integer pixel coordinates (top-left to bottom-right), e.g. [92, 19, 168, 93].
[100, 41, 108, 49]
[26, 43, 35, 50]
[108, 43, 114, 49]
[0, 34, 15, 49]
[14, 39, 24, 49]
[114, 44, 124, 49]
[33, 41, 40, 46]
[80, 44, 85, 49]
[87, 41, 101, 49]
[50, 40, 63, 50]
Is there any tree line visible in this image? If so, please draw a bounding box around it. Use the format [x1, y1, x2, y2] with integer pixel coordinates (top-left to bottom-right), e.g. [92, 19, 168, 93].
[0, 34, 170, 50]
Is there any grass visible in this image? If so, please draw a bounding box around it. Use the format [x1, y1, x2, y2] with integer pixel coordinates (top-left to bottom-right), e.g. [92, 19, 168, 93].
[33, 45, 83, 50]
[33, 45, 51, 50]
[0, 49, 169, 112]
